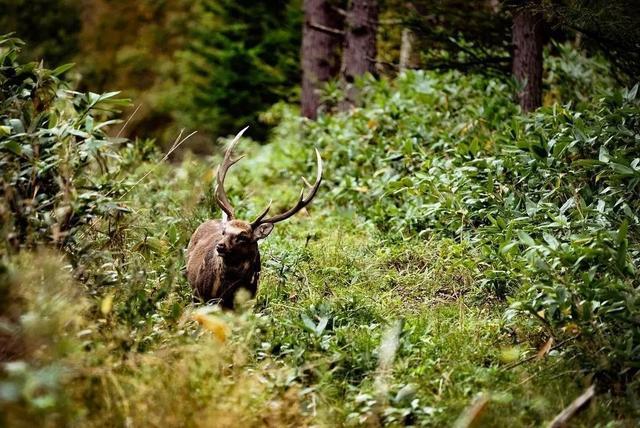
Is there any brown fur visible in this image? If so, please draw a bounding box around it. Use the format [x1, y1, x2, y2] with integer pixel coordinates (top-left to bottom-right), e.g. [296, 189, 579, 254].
[186, 219, 263, 308]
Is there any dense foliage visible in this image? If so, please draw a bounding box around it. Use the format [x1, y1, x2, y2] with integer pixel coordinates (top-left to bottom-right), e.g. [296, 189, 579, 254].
[280, 62, 639, 380]
[1, 36, 639, 426]
[385, 0, 512, 74]
[539, 0, 640, 83]
[5, 0, 639, 144]
[0, 36, 130, 249]
[0, 35, 127, 423]
[173, 0, 302, 141]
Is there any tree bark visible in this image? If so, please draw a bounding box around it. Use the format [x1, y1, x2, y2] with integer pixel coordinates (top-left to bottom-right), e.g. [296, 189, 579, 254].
[340, 0, 378, 109]
[512, 7, 543, 112]
[301, 0, 343, 119]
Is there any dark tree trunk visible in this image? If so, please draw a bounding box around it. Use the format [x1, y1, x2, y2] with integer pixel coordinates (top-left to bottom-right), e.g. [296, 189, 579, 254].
[301, 0, 343, 119]
[340, 0, 378, 109]
[512, 7, 543, 112]
[342, 0, 378, 79]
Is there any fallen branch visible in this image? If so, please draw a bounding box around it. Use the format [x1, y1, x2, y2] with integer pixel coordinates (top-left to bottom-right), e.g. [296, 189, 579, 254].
[309, 22, 344, 37]
[503, 335, 578, 370]
[367, 56, 398, 69]
[548, 385, 595, 428]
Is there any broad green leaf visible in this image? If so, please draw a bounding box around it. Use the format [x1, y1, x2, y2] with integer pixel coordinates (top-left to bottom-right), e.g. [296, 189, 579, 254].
[0, 140, 21, 155]
[0, 125, 12, 136]
[51, 63, 74, 76]
[559, 197, 575, 214]
[517, 231, 536, 247]
[542, 233, 559, 250]
[301, 314, 316, 333]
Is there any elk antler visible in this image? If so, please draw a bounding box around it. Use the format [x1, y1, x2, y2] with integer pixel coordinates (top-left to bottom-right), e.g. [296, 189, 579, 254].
[215, 126, 249, 220]
[251, 148, 323, 226]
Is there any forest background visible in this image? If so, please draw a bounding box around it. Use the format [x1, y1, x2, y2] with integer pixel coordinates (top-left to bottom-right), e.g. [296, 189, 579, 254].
[3, 0, 638, 148]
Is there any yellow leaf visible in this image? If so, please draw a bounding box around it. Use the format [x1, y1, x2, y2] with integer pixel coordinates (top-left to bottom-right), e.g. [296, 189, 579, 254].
[192, 313, 230, 342]
[536, 337, 554, 360]
[100, 293, 114, 316]
[499, 346, 521, 363]
[202, 169, 214, 185]
[562, 323, 579, 334]
[454, 394, 489, 428]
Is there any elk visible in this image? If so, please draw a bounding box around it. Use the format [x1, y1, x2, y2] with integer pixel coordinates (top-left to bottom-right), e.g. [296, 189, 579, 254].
[186, 128, 323, 308]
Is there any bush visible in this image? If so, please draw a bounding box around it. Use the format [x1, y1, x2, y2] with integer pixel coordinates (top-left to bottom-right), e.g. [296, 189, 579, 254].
[544, 42, 616, 107]
[0, 35, 130, 251]
[267, 65, 640, 382]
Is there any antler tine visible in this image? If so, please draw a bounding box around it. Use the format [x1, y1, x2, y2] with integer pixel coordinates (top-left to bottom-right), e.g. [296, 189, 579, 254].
[256, 148, 323, 225]
[251, 199, 272, 226]
[215, 126, 249, 220]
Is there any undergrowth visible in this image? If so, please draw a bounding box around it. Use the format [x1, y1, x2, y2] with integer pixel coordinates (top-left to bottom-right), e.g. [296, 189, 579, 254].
[1, 35, 639, 426]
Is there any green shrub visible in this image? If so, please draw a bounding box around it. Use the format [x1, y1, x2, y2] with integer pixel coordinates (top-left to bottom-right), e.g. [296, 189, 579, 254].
[508, 90, 640, 380]
[0, 35, 130, 251]
[267, 66, 639, 382]
[544, 42, 616, 107]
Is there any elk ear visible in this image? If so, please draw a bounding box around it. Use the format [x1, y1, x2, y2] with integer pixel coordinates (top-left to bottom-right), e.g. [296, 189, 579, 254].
[252, 223, 274, 241]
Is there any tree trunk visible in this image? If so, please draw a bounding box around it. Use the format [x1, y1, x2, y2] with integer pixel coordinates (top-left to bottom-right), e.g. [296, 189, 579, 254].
[399, 28, 418, 71]
[512, 7, 543, 112]
[340, 0, 378, 109]
[301, 0, 343, 119]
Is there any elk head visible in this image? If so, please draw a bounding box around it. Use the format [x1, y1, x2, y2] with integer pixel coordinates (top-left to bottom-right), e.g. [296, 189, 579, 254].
[213, 127, 323, 255]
